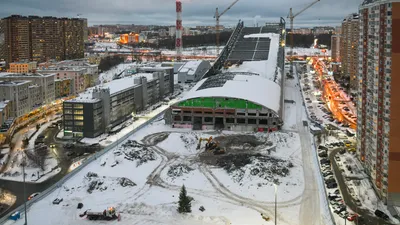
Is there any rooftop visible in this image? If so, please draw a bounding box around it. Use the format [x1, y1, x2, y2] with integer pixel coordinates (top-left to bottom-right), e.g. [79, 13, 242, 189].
[179, 61, 203, 75]
[0, 100, 10, 110]
[0, 80, 31, 86]
[177, 73, 281, 114]
[0, 72, 55, 78]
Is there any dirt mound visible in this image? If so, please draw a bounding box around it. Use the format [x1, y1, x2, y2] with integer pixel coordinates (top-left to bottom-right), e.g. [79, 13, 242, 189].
[213, 135, 268, 151]
[180, 132, 198, 149]
[121, 141, 157, 166]
[216, 153, 293, 184]
[167, 164, 194, 178]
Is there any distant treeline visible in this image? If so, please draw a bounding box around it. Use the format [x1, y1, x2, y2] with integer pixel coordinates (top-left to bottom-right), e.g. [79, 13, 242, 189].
[98, 55, 125, 72]
[126, 32, 332, 50]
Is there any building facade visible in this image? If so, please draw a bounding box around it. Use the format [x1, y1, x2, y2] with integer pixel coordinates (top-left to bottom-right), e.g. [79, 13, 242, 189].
[0, 73, 55, 105]
[357, 0, 400, 206]
[331, 35, 341, 62]
[63, 68, 174, 138]
[8, 62, 37, 73]
[340, 13, 359, 91]
[177, 60, 211, 83]
[0, 80, 31, 117]
[0, 15, 85, 66]
[55, 78, 74, 98]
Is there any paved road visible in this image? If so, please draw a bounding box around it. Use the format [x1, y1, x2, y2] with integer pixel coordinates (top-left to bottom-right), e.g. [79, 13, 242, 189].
[0, 126, 102, 217]
[329, 149, 392, 225]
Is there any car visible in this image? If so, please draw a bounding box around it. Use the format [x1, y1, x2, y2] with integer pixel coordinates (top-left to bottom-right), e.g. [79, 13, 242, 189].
[324, 175, 334, 181]
[320, 158, 330, 164]
[49, 144, 56, 148]
[328, 195, 339, 200]
[334, 205, 346, 214]
[28, 192, 40, 201]
[330, 200, 339, 206]
[339, 211, 349, 218]
[318, 149, 327, 154]
[334, 189, 340, 195]
[325, 179, 336, 185]
[318, 145, 328, 151]
[322, 165, 331, 171]
[323, 172, 333, 177]
[347, 214, 358, 221]
[319, 152, 328, 157]
[339, 149, 346, 154]
[335, 156, 341, 161]
[374, 209, 390, 220]
[321, 161, 330, 166]
[327, 182, 338, 189]
[53, 198, 63, 205]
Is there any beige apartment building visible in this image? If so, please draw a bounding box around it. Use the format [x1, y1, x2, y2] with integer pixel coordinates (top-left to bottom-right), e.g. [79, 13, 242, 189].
[357, 0, 400, 207]
[340, 13, 359, 92]
[8, 62, 37, 73]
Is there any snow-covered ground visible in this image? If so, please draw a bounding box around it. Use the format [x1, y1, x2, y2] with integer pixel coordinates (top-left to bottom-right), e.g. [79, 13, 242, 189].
[0, 118, 61, 183]
[5, 117, 308, 225]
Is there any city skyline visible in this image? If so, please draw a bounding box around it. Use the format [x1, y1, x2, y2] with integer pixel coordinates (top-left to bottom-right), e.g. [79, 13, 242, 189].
[1, 0, 363, 27]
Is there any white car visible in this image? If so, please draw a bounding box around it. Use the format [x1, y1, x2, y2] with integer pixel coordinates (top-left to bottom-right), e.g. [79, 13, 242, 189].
[339, 211, 349, 218]
[324, 175, 334, 181]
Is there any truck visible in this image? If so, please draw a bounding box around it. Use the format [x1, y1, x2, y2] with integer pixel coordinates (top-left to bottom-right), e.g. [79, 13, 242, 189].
[86, 207, 119, 221]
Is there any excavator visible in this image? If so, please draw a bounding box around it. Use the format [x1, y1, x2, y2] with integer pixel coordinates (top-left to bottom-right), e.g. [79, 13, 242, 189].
[197, 136, 226, 155]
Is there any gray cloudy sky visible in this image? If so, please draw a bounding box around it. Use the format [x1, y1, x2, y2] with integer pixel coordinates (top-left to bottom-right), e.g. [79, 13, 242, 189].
[0, 0, 363, 27]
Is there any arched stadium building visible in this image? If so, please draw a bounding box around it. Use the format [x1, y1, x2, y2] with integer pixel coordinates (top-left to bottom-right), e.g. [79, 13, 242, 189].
[167, 72, 283, 132]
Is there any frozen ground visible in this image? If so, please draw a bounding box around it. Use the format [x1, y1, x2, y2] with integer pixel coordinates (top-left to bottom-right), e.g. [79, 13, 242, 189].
[5, 117, 309, 225]
[99, 62, 136, 83]
[0, 118, 61, 183]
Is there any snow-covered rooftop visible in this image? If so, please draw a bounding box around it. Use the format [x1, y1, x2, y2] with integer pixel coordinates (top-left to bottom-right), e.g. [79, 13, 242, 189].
[179, 61, 202, 75]
[227, 33, 280, 82]
[177, 73, 281, 114]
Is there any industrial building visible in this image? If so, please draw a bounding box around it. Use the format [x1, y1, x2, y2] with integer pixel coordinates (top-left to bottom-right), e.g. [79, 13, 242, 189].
[357, 0, 400, 208]
[167, 21, 285, 132]
[177, 60, 211, 83]
[0, 15, 86, 65]
[63, 68, 174, 138]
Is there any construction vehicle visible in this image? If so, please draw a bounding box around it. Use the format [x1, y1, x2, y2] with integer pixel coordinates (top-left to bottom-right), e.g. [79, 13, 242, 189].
[85, 207, 120, 221]
[287, 0, 320, 74]
[214, 0, 239, 56]
[197, 136, 226, 155]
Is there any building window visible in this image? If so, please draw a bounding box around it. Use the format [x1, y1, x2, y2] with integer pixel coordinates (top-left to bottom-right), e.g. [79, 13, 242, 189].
[183, 116, 191, 122]
[174, 116, 181, 121]
[74, 110, 83, 115]
[226, 118, 234, 123]
[74, 115, 84, 120]
[204, 117, 213, 123]
[74, 104, 83, 109]
[248, 119, 256, 124]
[75, 121, 84, 126]
[237, 118, 246, 124]
[259, 119, 268, 125]
[236, 112, 245, 116]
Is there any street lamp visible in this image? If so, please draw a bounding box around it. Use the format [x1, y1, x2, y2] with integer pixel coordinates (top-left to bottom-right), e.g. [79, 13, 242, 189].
[274, 183, 277, 225]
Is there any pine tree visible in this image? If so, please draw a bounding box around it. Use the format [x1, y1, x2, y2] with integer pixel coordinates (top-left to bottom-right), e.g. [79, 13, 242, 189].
[178, 185, 192, 213]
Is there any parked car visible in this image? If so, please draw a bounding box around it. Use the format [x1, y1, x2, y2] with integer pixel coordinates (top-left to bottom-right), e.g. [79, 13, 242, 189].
[339, 149, 346, 154]
[53, 198, 63, 205]
[374, 210, 389, 220]
[335, 156, 341, 161]
[323, 172, 333, 177]
[319, 152, 328, 157]
[318, 145, 328, 151]
[324, 175, 334, 181]
[327, 182, 338, 189]
[339, 211, 349, 218]
[347, 214, 359, 221]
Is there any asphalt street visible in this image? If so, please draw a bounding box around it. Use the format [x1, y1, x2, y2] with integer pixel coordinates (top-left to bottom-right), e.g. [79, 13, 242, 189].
[0, 126, 102, 217]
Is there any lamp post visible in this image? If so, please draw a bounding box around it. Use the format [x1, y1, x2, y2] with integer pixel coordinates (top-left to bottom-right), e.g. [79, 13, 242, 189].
[274, 183, 277, 225]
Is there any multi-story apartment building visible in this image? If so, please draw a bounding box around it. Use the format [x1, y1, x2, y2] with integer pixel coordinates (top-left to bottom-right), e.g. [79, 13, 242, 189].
[8, 62, 37, 73]
[55, 78, 74, 98]
[0, 15, 85, 66]
[0, 100, 11, 125]
[63, 68, 174, 138]
[38, 67, 89, 93]
[331, 35, 341, 62]
[357, 0, 400, 206]
[0, 80, 31, 117]
[0, 73, 55, 105]
[340, 13, 359, 91]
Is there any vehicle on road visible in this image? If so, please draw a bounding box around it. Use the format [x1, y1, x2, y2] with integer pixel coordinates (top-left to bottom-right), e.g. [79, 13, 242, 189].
[53, 198, 63, 204]
[28, 192, 40, 200]
[84, 207, 119, 221]
[50, 144, 56, 148]
[347, 214, 358, 221]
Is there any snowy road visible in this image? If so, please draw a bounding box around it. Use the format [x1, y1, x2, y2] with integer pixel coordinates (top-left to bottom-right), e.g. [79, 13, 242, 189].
[288, 66, 323, 225]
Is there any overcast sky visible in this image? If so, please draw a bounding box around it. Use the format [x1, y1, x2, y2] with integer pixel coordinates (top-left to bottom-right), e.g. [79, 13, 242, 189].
[0, 0, 363, 27]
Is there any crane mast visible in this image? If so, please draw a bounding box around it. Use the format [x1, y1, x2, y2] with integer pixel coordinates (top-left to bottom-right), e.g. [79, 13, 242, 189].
[287, 0, 320, 74]
[215, 0, 239, 56]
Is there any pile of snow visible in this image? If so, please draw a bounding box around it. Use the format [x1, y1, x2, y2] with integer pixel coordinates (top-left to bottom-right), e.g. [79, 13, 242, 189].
[158, 133, 198, 155]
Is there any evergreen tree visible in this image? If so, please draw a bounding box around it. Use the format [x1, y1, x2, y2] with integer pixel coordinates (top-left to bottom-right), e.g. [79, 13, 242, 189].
[178, 185, 192, 213]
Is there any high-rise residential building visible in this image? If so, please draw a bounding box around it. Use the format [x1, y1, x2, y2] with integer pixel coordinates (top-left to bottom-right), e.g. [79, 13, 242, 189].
[340, 13, 359, 91]
[357, 0, 400, 206]
[331, 35, 341, 62]
[0, 15, 85, 66]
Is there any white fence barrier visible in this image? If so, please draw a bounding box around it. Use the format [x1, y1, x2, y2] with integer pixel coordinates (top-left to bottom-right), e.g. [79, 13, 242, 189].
[0, 109, 167, 224]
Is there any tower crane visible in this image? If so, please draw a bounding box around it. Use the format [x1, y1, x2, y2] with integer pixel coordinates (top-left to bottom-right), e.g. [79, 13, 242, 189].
[287, 0, 320, 74]
[214, 0, 239, 56]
